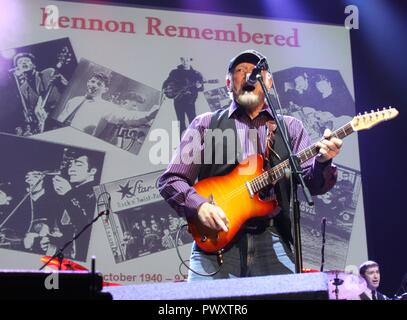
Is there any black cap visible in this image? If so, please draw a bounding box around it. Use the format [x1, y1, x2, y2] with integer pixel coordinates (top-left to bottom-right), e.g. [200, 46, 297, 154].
[227, 49, 269, 73]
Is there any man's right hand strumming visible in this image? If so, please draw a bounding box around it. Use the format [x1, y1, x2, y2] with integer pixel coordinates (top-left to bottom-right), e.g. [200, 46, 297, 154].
[197, 202, 229, 232]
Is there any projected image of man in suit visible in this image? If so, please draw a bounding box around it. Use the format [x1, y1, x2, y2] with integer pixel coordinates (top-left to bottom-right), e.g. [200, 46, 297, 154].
[359, 261, 388, 300]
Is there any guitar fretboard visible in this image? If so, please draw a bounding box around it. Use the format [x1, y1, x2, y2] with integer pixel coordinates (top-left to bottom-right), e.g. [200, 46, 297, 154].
[249, 122, 354, 193]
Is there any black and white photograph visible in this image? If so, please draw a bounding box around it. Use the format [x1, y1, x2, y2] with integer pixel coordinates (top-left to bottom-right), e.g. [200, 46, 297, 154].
[272, 67, 355, 141]
[0, 133, 105, 262]
[113, 201, 190, 263]
[202, 67, 354, 130]
[94, 170, 192, 264]
[273, 67, 355, 117]
[300, 165, 362, 270]
[0, 38, 77, 135]
[203, 85, 231, 112]
[161, 56, 219, 136]
[52, 59, 161, 155]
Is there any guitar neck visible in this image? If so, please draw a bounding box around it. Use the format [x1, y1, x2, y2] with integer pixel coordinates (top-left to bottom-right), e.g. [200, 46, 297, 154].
[249, 121, 354, 193]
[204, 79, 219, 84]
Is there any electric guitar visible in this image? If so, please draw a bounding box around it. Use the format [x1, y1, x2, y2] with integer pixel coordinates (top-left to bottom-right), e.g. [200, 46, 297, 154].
[34, 46, 72, 131]
[163, 79, 219, 99]
[188, 107, 399, 253]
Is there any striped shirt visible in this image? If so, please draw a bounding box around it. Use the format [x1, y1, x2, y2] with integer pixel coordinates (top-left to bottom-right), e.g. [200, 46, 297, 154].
[158, 101, 337, 219]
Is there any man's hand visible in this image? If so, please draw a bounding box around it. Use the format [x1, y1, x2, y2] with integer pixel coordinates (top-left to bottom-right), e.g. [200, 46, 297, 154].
[34, 97, 48, 131]
[316, 129, 343, 163]
[50, 73, 68, 86]
[25, 171, 44, 193]
[197, 202, 229, 232]
[52, 175, 72, 195]
[23, 232, 38, 249]
[0, 190, 11, 206]
[147, 104, 160, 121]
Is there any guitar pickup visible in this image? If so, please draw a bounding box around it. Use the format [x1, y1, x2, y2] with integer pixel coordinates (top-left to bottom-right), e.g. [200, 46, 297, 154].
[245, 181, 254, 198]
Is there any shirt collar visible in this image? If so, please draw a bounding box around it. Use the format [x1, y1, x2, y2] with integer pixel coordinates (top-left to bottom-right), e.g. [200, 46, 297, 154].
[365, 288, 378, 298]
[31, 188, 45, 202]
[228, 100, 274, 119]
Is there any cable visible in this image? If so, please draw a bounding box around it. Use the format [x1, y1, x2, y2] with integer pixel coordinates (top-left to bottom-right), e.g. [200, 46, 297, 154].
[178, 259, 189, 280]
[320, 217, 327, 272]
[174, 223, 223, 277]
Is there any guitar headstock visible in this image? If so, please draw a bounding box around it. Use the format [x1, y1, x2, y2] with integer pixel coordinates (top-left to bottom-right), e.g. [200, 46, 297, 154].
[56, 46, 72, 69]
[351, 107, 399, 131]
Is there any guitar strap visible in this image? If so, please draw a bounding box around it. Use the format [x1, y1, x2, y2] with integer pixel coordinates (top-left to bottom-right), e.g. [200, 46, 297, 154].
[264, 120, 278, 169]
[37, 71, 47, 97]
[64, 97, 92, 126]
[264, 118, 294, 247]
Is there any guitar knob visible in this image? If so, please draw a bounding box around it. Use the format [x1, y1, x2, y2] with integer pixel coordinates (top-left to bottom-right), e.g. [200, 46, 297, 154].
[201, 235, 207, 242]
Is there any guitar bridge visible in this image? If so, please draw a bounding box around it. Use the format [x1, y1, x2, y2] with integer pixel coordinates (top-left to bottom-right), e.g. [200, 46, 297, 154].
[245, 181, 254, 198]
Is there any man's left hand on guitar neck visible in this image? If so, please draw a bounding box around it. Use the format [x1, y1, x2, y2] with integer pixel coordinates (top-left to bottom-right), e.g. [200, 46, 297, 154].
[315, 128, 343, 163]
[49, 73, 68, 86]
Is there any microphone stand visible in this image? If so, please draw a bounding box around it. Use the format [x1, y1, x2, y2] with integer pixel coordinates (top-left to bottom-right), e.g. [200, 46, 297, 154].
[39, 209, 109, 271]
[10, 70, 33, 123]
[256, 72, 314, 273]
[0, 173, 47, 233]
[320, 217, 327, 272]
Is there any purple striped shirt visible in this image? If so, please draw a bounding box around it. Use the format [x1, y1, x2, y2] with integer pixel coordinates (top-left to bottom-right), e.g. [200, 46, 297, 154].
[158, 101, 337, 219]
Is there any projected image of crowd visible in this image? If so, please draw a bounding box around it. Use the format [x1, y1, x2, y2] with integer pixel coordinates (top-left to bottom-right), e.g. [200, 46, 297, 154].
[113, 202, 192, 262]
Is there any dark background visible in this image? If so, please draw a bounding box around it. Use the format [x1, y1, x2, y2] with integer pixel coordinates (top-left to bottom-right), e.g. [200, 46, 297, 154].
[58, 0, 407, 297]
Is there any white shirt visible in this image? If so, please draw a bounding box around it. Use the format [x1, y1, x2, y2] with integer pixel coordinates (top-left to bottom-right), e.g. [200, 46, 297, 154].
[364, 288, 376, 300]
[57, 96, 159, 133]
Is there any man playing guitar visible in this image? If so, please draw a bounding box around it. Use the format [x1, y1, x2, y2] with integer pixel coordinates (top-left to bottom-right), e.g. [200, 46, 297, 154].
[158, 50, 342, 281]
[11, 51, 69, 134]
[162, 57, 207, 136]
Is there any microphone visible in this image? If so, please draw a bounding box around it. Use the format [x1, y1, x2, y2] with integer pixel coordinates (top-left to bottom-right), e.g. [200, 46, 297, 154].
[97, 191, 112, 223]
[245, 58, 268, 87]
[103, 194, 112, 223]
[321, 217, 327, 236]
[106, 194, 111, 214]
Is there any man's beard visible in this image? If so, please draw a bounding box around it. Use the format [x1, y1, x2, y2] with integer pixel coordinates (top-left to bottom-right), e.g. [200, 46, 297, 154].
[235, 90, 261, 109]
